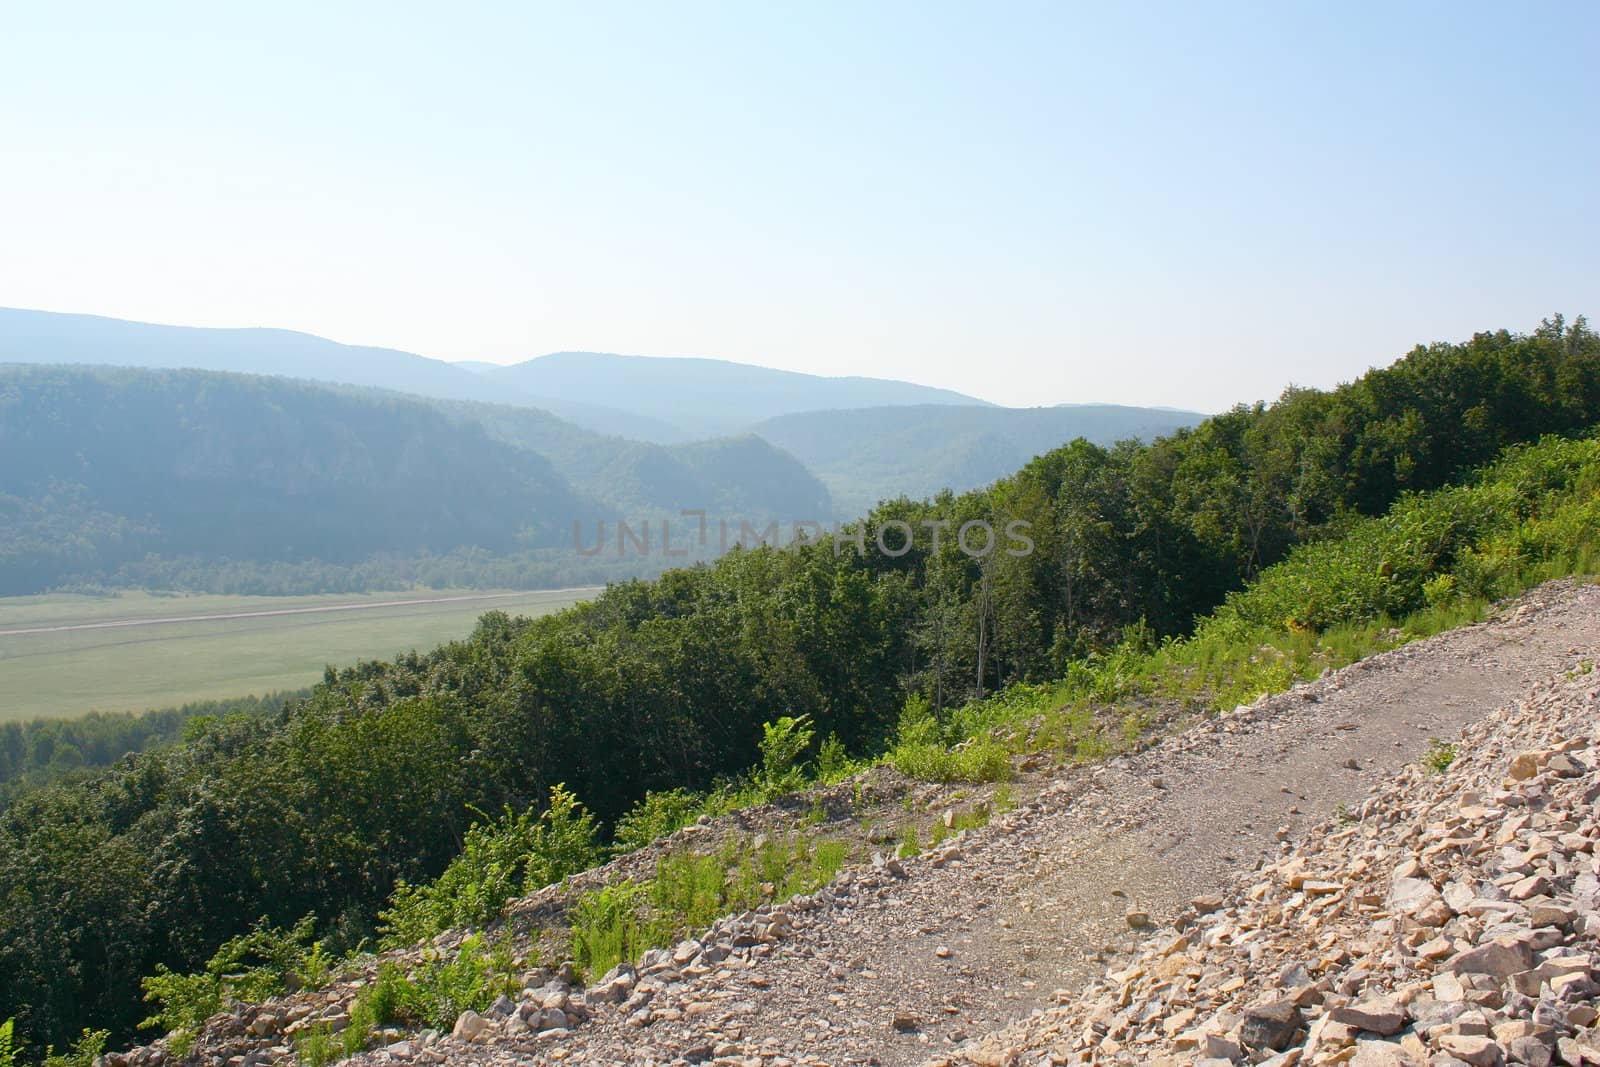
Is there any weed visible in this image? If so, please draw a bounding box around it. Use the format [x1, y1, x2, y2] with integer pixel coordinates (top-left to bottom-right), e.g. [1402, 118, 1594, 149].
[612, 788, 708, 855]
[379, 785, 601, 948]
[1422, 738, 1458, 774]
[39, 1029, 108, 1067]
[294, 1025, 337, 1067]
[569, 832, 848, 980]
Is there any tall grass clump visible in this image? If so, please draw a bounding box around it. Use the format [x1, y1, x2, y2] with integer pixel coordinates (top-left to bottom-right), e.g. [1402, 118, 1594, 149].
[569, 833, 849, 980]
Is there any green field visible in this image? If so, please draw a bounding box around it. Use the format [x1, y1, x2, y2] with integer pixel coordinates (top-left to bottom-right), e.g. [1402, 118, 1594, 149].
[0, 587, 597, 722]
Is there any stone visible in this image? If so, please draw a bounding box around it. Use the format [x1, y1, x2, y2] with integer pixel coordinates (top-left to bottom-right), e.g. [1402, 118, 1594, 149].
[1350, 1041, 1424, 1067]
[1446, 937, 1535, 978]
[1240, 999, 1302, 1051]
[1390, 877, 1442, 916]
[1435, 1033, 1503, 1066]
[450, 1011, 488, 1042]
[1509, 752, 1545, 781]
[1329, 997, 1405, 1036]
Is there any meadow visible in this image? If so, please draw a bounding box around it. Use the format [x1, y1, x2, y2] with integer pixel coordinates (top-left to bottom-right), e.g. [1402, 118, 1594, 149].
[0, 587, 597, 721]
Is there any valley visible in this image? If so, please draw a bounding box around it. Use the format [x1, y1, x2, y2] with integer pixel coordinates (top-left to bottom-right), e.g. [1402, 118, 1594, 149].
[0, 587, 595, 721]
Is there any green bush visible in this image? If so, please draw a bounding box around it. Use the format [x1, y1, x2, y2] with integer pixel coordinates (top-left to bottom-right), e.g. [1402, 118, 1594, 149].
[294, 1024, 337, 1067]
[353, 936, 517, 1032]
[814, 733, 853, 782]
[759, 714, 815, 794]
[1, 1020, 22, 1067]
[379, 784, 601, 948]
[1423, 738, 1458, 774]
[40, 1029, 108, 1067]
[611, 788, 709, 855]
[570, 882, 659, 981]
[140, 915, 324, 1050]
[570, 833, 849, 980]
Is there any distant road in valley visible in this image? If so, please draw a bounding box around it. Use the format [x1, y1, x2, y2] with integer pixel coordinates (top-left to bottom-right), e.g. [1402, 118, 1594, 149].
[0, 588, 599, 638]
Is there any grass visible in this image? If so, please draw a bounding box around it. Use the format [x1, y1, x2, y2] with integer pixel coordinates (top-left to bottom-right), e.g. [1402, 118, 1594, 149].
[570, 833, 850, 980]
[0, 587, 595, 721]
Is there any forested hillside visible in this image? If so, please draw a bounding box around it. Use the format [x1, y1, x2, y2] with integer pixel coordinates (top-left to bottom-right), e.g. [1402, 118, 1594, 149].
[0, 367, 834, 596]
[0, 692, 307, 806]
[446, 403, 833, 520]
[751, 403, 1205, 516]
[0, 366, 587, 594]
[1, 317, 1596, 1054]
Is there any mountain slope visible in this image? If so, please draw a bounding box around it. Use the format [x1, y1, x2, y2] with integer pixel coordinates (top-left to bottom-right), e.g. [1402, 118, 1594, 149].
[0, 364, 599, 594]
[0, 366, 837, 595]
[439, 401, 834, 520]
[753, 403, 1207, 515]
[93, 583, 1600, 1067]
[484, 350, 990, 438]
[0, 307, 678, 439]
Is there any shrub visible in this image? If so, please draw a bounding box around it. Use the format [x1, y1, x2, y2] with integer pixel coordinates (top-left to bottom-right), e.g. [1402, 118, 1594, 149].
[570, 882, 658, 981]
[140, 915, 323, 1049]
[354, 935, 518, 1031]
[1, 1020, 22, 1067]
[814, 733, 852, 782]
[612, 788, 708, 855]
[380, 784, 601, 947]
[570, 833, 848, 980]
[760, 714, 815, 794]
[41, 1029, 108, 1067]
[294, 1025, 337, 1067]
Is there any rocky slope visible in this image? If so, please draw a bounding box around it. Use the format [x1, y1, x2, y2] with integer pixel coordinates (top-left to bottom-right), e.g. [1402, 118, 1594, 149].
[106, 580, 1600, 1067]
[948, 636, 1600, 1066]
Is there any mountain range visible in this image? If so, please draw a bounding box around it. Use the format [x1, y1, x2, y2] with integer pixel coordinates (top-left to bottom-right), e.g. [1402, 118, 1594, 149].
[0, 364, 844, 595]
[752, 403, 1206, 515]
[0, 308, 989, 443]
[0, 308, 1207, 593]
[461, 350, 985, 437]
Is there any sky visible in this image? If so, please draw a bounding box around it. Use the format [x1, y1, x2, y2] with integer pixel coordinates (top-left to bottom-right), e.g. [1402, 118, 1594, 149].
[2, 2, 1596, 411]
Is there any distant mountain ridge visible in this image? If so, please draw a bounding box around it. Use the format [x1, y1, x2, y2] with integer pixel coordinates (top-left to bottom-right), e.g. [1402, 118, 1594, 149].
[0, 307, 1206, 526]
[753, 403, 1207, 515]
[0, 308, 989, 441]
[478, 350, 988, 437]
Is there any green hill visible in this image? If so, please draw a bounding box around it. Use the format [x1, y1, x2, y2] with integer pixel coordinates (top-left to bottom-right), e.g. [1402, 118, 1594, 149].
[0, 366, 835, 595]
[752, 403, 1207, 516]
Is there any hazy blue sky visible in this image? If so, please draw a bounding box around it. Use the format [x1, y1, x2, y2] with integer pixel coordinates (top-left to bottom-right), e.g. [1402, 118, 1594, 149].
[3, 2, 1595, 410]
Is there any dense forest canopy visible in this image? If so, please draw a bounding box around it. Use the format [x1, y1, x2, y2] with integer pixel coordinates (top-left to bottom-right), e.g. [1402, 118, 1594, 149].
[1, 317, 1596, 1052]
